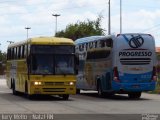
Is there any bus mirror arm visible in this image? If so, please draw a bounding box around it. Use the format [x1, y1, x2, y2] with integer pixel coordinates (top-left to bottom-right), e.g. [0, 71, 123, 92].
[76, 69, 78, 75]
[75, 55, 79, 75]
[75, 55, 79, 65]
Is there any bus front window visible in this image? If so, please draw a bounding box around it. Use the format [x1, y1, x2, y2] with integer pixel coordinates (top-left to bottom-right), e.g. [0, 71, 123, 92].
[31, 54, 53, 74]
[55, 55, 74, 75]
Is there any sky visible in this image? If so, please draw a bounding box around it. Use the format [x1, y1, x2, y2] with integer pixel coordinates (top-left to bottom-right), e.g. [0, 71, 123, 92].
[0, 0, 160, 52]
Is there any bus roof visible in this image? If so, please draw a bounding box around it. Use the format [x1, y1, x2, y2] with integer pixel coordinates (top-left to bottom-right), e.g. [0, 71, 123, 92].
[75, 35, 113, 45]
[8, 36, 74, 48]
[75, 34, 153, 45]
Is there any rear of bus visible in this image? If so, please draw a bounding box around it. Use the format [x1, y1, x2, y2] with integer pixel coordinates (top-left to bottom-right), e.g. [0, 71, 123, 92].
[113, 33, 157, 98]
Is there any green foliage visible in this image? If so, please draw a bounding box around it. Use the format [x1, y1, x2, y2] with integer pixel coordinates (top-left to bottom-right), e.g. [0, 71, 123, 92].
[0, 51, 6, 75]
[0, 51, 6, 63]
[56, 15, 105, 40]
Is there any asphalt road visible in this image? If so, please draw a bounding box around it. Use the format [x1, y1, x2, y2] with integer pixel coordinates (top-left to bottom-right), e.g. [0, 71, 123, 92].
[0, 76, 160, 120]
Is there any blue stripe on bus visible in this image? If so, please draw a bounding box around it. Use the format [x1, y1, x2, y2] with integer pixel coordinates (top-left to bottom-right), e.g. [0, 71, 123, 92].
[122, 34, 129, 43]
[119, 71, 152, 82]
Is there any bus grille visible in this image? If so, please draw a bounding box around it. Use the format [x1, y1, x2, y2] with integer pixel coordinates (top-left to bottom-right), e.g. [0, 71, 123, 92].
[120, 58, 151, 65]
[43, 88, 66, 92]
[44, 82, 64, 86]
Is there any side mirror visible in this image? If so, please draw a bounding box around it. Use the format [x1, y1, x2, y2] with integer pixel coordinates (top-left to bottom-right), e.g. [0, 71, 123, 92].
[76, 69, 78, 75]
[75, 54, 79, 65]
[75, 54, 79, 75]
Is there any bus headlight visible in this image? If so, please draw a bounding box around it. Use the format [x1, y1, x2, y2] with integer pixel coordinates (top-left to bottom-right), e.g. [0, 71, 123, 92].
[34, 81, 42, 86]
[69, 82, 74, 85]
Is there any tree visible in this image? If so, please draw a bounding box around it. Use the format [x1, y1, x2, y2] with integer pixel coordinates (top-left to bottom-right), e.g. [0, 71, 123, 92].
[0, 51, 6, 63]
[0, 51, 6, 75]
[56, 15, 105, 40]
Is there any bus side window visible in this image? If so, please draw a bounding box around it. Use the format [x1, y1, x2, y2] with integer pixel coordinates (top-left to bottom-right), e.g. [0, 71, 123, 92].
[100, 40, 105, 48]
[82, 44, 84, 51]
[24, 45, 27, 58]
[14, 47, 17, 59]
[16, 47, 18, 59]
[11, 48, 14, 60]
[79, 44, 83, 51]
[17, 46, 19, 59]
[106, 39, 113, 47]
[86, 43, 88, 50]
[95, 41, 97, 48]
[18, 46, 21, 59]
[21, 45, 25, 58]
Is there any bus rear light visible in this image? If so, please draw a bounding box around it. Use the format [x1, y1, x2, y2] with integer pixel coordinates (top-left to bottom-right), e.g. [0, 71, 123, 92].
[113, 67, 120, 82]
[152, 66, 157, 81]
[114, 77, 120, 82]
[153, 76, 157, 81]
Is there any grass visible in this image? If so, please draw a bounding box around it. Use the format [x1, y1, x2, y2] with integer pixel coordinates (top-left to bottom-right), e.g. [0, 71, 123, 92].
[148, 77, 160, 94]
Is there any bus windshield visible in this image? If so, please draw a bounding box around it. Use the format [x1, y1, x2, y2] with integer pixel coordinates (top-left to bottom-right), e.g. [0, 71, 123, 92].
[31, 54, 75, 75]
[30, 45, 75, 75]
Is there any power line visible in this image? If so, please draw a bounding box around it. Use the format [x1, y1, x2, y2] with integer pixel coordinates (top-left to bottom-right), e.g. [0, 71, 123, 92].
[120, 2, 160, 9]
[140, 23, 160, 33]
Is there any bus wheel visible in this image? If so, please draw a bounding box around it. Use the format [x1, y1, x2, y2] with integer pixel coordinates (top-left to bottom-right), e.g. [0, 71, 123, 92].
[26, 94, 33, 100]
[105, 92, 114, 98]
[76, 89, 80, 94]
[62, 94, 69, 100]
[25, 81, 28, 95]
[97, 82, 105, 97]
[12, 80, 18, 95]
[128, 92, 141, 99]
[25, 81, 33, 99]
[10, 79, 13, 89]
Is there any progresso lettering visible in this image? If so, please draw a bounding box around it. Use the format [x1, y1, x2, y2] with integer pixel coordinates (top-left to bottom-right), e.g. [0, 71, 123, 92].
[119, 51, 152, 56]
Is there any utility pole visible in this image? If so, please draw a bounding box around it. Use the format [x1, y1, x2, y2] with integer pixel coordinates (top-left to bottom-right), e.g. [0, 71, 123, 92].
[108, 0, 111, 35]
[120, 0, 122, 34]
[52, 14, 60, 36]
[25, 27, 31, 39]
[25, 27, 31, 58]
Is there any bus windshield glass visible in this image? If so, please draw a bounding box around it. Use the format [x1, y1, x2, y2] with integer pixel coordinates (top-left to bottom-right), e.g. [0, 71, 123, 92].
[30, 45, 75, 75]
[55, 55, 75, 75]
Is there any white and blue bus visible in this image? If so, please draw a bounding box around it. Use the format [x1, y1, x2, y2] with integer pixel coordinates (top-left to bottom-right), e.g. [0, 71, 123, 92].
[75, 33, 157, 98]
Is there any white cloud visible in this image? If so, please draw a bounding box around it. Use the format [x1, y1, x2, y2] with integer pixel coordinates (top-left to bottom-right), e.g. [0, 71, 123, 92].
[1, 0, 160, 52]
[109, 9, 160, 33]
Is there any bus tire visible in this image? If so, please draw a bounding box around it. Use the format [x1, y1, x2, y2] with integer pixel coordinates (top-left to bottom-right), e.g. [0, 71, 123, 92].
[10, 79, 13, 89]
[76, 89, 80, 94]
[128, 92, 141, 99]
[12, 80, 18, 95]
[105, 92, 114, 98]
[25, 81, 33, 99]
[25, 81, 28, 95]
[97, 81, 105, 97]
[26, 94, 34, 100]
[62, 94, 69, 100]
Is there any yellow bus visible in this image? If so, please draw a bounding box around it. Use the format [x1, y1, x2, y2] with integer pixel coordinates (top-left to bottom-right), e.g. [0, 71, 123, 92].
[6, 36, 78, 100]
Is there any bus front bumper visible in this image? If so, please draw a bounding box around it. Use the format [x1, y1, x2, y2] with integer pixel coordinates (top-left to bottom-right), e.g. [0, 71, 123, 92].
[30, 86, 76, 95]
[112, 81, 156, 92]
[29, 85, 76, 95]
